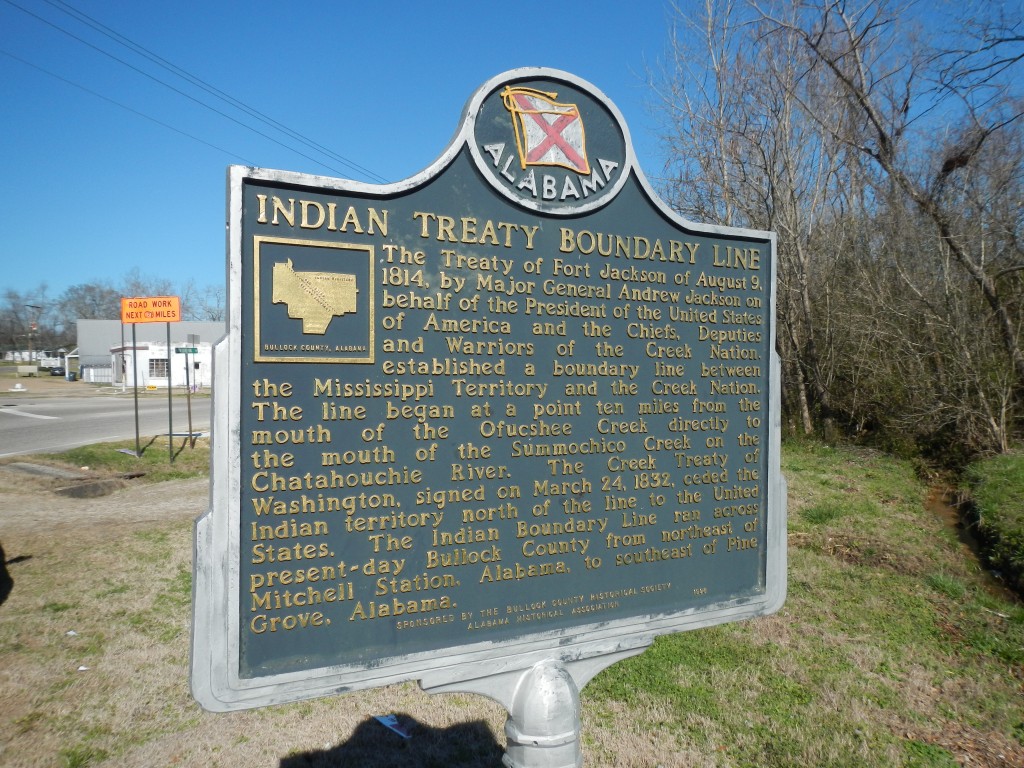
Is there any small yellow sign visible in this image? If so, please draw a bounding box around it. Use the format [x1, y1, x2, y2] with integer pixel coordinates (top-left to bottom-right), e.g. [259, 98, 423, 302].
[121, 296, 181, 324]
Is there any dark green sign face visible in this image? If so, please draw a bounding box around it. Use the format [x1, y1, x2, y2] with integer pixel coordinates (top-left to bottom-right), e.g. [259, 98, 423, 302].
[193, 69, 783, 709]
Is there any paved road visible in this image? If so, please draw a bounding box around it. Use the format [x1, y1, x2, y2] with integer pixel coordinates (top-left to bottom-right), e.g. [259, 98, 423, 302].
[0, 390, 212, 458]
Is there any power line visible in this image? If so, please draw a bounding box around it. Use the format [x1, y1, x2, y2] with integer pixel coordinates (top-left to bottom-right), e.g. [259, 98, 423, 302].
[45, 0, 389, 184]
[0, 46, 254, 164]
[2, 0, 358, 178]
[2, 0, 389, 183]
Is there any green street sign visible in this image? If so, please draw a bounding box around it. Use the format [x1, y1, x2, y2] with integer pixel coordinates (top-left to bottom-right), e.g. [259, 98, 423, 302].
[175, 347, 198, 354]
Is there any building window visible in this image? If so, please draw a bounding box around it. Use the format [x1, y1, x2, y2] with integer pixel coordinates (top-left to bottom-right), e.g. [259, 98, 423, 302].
[149, 358, 169, 378]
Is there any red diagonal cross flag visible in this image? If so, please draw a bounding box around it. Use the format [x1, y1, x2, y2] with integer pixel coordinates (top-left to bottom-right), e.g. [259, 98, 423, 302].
[501, 86, 591, 175]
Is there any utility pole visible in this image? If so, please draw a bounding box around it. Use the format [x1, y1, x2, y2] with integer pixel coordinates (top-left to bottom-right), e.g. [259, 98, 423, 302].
[25, 304, 41, 364]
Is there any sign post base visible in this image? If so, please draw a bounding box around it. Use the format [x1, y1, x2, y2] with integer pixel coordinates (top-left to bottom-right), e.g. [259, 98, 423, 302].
[421, 650, 646, 767]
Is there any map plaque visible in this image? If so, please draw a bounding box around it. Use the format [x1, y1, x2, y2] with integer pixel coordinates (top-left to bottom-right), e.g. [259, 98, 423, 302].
[192, 68, 786, 760]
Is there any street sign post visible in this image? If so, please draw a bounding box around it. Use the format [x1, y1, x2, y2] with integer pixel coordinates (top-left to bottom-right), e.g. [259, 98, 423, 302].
[174, 343, 200, 446]
[121, 296, 181, 461]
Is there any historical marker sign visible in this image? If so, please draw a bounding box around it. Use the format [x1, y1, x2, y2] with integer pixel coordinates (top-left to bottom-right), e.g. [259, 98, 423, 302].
[192, 68, 785, 713]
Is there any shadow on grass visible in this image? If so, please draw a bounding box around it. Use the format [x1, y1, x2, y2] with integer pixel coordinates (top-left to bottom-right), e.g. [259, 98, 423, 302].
[279, 713, 503, 768]
[119, 435, 160, 458]
[126, 435, 195, 461]
[173, 438, 191, 461]
[0, 545, 30, 605]
[0, 542, 11, 606]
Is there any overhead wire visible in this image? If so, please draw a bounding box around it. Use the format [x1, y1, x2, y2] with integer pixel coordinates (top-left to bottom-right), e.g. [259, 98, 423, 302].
[44, 0, 389, 184]
[3, 0, 360, 179]
[0, 47, 255, 164]
[1, 0, 389, 183]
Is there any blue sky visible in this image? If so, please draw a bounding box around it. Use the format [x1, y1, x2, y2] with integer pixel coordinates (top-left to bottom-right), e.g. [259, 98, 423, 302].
[0, 0, 676, 301]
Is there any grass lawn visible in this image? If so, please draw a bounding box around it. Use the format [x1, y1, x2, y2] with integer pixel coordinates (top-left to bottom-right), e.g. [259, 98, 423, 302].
[0, 439, 1021, 766]
[964, 451, 1024, 596]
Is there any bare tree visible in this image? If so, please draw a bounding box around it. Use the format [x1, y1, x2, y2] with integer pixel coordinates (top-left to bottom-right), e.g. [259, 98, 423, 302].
[57, 282, 121, 320]
[0, 286, 55, 356]
[180, 279, 226, 322]
[656, 0, 854, 434]
[658, 0, 1024, 453]
[118, 268, 176, 300]
[1, 272, 227, 356]
[757, 0, 1024, 398]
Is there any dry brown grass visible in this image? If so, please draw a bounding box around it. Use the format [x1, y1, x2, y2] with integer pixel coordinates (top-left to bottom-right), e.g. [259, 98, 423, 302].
[1, 458, 710, 767]
[2, 440, 1023, 767]
[0, 470, 513, 767]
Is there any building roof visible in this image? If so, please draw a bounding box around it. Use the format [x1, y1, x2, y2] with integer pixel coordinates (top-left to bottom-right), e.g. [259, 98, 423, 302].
[76, 319, 226, 366]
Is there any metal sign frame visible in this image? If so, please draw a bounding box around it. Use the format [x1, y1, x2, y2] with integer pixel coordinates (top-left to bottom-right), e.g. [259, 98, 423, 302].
[192, 68, 785, 714]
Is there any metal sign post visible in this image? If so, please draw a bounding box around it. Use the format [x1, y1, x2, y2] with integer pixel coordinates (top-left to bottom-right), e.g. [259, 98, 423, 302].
[120, 296, 182, 461]
[176, 343, 199, 448]
[131, 322, 140, 457]
[166, 321, 174, 462]
[188, 333, 199, 446]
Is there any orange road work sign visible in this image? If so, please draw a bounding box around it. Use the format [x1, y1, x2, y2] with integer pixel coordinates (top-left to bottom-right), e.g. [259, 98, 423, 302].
[121, 296, 181, 323]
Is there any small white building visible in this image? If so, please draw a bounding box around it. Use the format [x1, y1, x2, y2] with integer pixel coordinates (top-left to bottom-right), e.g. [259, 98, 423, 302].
[75, 319, 225, 386]
[112, 340, 213, 390]
[3, 349, 64, 364]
